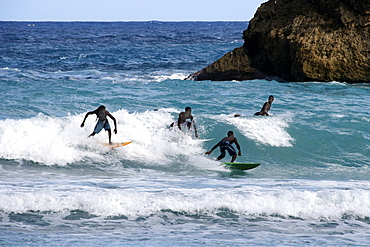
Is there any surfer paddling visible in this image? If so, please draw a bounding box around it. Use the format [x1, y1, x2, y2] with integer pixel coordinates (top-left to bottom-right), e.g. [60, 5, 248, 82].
[80, 105, 117, 144]
[205, 131, 241, 163]
[254, 95, 274, 116]
[170, 106, 198, 138]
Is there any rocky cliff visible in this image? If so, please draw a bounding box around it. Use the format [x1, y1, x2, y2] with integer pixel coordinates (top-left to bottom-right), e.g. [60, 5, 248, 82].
[187, 0, 370, 83]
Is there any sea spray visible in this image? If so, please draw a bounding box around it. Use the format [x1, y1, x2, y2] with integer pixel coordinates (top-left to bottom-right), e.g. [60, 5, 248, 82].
[0, 109, 207, 166]
[1, 179, 370, 220]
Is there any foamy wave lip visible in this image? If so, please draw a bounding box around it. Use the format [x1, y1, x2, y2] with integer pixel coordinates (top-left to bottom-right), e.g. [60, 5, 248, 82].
[0, 113, 89, 166]
[1, 67, 20, 71]
[330, 114, 345, 118]
[213, 113, 295, 147]
[0, 109, 207, 166]
[363, 117, 370, 123]
[113, 108, 205, 165]
[151, 73, 188, 82]
[1, 186, 369, 220]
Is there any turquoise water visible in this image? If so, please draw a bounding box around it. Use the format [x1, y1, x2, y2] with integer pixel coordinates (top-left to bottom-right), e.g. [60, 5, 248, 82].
[0, 21, 370, 246]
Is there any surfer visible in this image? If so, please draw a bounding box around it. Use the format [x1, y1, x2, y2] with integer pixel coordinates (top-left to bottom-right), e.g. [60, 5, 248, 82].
[205, 131, 241, 163]
[170, 106, 198, 138]
[254, 95, 274, 116]
[80, 105, 117, 144]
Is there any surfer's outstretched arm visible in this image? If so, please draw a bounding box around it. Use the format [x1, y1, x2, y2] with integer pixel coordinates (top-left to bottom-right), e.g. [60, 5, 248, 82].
[205, 141, 221, 155]
[80, 111, 95, 127]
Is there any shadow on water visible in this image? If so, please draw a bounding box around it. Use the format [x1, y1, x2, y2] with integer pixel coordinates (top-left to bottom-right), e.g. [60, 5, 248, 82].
[218, 169, 256, 178]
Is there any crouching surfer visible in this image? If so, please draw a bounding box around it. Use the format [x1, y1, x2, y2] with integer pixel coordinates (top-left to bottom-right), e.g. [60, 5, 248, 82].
[80, 105, 117, 144]
[234, 95, 274, 117]
[254, 95, 274, 116]
[170, 106, 198, 138]
[205, 131, 241, 163]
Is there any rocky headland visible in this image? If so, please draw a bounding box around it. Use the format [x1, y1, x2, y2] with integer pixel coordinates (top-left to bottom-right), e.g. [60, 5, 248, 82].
[187, 0, 370, 83]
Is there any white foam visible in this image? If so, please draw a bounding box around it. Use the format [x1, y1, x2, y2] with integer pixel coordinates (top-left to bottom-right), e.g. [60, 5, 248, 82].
[0, 109, 206, 166]
[0, 67, 20, 71]
[0, 113, 89, 166]
[212, 113, 295, 147]
[151, 72, 188, 82]
[330, 114, 345, 118]
[109, 109, 204, 164]
[1, 181, 369, 220]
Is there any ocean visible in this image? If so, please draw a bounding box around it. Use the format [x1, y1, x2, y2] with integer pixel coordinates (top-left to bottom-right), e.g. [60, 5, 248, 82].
[0, 21, 370, 246]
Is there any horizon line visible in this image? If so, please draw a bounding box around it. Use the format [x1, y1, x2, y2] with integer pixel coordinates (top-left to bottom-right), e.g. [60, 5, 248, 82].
[0, 19, 250, 22]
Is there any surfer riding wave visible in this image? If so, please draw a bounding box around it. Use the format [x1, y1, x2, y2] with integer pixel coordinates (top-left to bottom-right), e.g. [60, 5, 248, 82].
[80, 105, 117, 144]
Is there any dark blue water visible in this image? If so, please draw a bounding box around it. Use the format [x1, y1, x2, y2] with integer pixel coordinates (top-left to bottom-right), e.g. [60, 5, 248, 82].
[0, 21, 370, 246]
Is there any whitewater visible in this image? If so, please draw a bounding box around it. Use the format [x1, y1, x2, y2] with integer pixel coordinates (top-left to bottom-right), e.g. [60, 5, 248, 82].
[0, 21, 369, 246]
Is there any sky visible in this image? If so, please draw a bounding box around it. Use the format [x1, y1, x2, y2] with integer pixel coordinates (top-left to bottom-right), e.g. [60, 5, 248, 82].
[0, 0, 267, 21]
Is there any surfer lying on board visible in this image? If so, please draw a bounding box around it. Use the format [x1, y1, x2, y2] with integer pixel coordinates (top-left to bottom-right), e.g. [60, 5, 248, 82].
[170, 106, 199, 138]
[254, 95, 274, 116]
[80, 105, 117, 144]
[205, 131, 241, 163]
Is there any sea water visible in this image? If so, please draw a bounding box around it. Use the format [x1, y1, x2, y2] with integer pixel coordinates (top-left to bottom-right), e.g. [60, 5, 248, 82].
[0, 21, 369, 246]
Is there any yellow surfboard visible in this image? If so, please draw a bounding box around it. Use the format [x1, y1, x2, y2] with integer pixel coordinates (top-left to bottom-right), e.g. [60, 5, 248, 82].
[102, 141, 133, 148]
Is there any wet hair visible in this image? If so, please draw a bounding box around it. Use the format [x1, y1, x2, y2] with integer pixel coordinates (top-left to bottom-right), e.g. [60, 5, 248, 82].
[227, 131, 234, 136]
[269, 95, 274, 99]
[98, 105, 106, 111]
[185, 107, 192, 111]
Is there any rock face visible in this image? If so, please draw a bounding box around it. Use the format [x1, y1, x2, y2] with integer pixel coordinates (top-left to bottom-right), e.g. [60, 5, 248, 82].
[187, 0, 370, 83]
[186, 46, 267, 81]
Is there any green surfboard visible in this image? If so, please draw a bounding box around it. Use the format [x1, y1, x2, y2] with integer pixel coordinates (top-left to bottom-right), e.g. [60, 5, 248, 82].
[223, 162, 260, 170]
